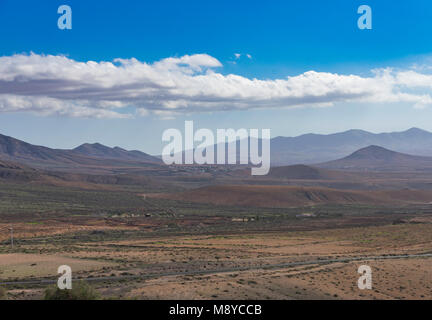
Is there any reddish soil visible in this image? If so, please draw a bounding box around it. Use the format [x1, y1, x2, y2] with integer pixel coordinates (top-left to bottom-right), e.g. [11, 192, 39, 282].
[150, 185, 432, 208]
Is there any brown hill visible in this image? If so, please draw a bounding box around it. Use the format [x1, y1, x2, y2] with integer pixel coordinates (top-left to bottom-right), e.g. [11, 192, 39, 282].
[0, 159, 32, 171]
[265, 165, 356, 180]
[231, 164, 356, 180]
[0, 158, 167, 191]
[0, 159, 42, 182]
[150, 185, 432, 208]
[317, 145, 432, 172]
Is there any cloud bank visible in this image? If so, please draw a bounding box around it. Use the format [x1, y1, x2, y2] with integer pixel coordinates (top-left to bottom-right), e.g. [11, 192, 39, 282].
[0, 52, 432, 118]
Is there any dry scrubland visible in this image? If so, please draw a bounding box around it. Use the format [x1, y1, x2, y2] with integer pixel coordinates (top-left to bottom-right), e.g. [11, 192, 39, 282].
[2, 152, 432, 300]
[1, 218, 432, 300]
[150, 185, 432, 208]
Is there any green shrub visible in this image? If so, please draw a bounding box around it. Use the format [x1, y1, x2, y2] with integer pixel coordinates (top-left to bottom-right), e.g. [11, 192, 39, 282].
[0, 287, 6, 300]
[44, 281, 99, 300]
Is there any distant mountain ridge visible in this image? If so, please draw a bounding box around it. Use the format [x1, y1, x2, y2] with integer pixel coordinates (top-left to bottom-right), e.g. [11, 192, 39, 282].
[73, 143, 157, 162]
[270, 127, 432, 165]
[192, 127, 432, 166]
[3, 127, 432, 171]
[0, 133, 161, 171]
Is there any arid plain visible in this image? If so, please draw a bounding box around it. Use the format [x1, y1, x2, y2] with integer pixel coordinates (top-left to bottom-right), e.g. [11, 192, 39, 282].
[2, 130, 432, 299]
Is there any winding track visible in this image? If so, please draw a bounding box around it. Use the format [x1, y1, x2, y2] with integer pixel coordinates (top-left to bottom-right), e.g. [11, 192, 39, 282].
[1, 252, 431, 286]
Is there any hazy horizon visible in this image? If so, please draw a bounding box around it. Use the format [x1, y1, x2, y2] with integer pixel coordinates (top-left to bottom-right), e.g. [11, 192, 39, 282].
[0, 125, 429, 156]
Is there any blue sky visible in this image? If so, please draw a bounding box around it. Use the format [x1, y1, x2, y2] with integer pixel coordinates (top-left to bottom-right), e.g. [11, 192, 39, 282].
[1, 0, 432, 154]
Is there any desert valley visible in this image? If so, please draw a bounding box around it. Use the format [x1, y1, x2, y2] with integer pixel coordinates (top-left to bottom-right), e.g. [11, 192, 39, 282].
[1, 127, 432, 300]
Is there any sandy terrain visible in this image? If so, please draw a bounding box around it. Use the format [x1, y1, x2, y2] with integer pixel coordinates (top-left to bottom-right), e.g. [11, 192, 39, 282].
[0, 253, 115, 279]
[1, 222, 432, 300]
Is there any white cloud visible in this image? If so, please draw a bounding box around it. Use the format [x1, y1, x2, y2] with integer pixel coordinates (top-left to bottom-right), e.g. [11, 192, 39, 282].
[0, 52, 432, 118]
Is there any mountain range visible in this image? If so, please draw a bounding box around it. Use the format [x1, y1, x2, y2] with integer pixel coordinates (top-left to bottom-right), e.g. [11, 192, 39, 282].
[186, 127, 432, 166]
[270, 127, 432, 165]
[2, 127, 432, 173]
[0, 133, 161, 172]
